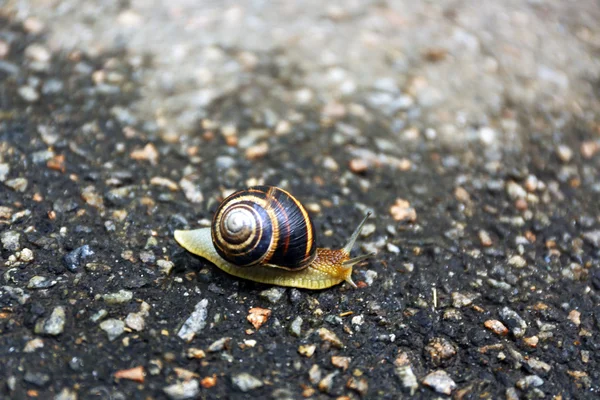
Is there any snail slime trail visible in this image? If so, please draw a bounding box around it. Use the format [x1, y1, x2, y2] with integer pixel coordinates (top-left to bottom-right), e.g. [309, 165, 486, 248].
[174, 186, 374, 290]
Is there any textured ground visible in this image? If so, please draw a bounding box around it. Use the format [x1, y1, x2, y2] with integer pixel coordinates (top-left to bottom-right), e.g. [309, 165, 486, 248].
[1, 1, 600, 399]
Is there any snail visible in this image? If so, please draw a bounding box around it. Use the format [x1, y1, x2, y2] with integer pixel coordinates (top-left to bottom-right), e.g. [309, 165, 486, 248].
[174, 185, 373, 290]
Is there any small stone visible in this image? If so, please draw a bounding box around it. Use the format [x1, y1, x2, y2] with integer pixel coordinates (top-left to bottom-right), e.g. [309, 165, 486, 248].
[131, 143, 159, 165]
[19, 248, 34, 262]
[179, 178, 203, 203]
[527, 358, 551, 373]
[177, 299, 209, 342]
[23, 338, 44, 353]
[54, 388, 77, 400]
[349, 158, 369, 174]
[331, 356, 351, 371]
[581, 141, 599, 158]
[556, 145, 573, 163]
[163, 379, 200, 400]
[5, 177, 28, 192]
[425, 338, 457, 366]
[451, 292, 478, 308]
[102, 290, 133, 304]
[259, 287, 285, 304]
[523, 336, 539, 348]
[150, 176, 179, 191]
[484, 320, 508, 336]
[422, 370, 456, 395]
[81, 185, 104, 209]
[499, 307, 527, 338]
[232, 372, 263, 392]
[90, 309, 108, 323]
[568, 309, 581, 326]
[157, 259, 175, 275]
[516, 375, 544, 389]
[139, 250, 155, 264]
[114, 366, 145, 383]
[186, 348, 206, 359]
[245, 142, 269, 160]
[207, 337, 231, 352]
[0, 163, 9, 181]
[99, 319, 125, 341]
[200, 375, 217, 389]
[322, 156, 339, 171]
[62, 245, 94, 272]
[454, 187, 471, 203]
[508, 255, 527, 268]
[247, 307, 271, 329]
[506, 387, 519, 400]
[478, 230, 493, 247]
[390, 198, 417, 222]
[34, 306, 66, 336]
[360, 223, 376, 238]
[125, 312, 145, 331]
[308, 364, 321, 384]
[318, 327, 343, 348]
[18, 86, 39, 102]
[289, 316, 303, 337]
[346, 376, 369, 396]
[385, 242, 400, 254]
[298, 344, 316, 357]
[318, 371, 339, 393]
[583, 230, 600, 248]
[23, 371, 50, 387]
[27, 276, 57, 289]
[1, 230, 21, 251]
[506, 181, 527, 199]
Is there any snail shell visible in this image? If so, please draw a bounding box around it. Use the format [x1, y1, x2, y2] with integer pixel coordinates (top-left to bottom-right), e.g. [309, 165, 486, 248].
[174, 186, 373, 290]
[212, 186, 316, 270]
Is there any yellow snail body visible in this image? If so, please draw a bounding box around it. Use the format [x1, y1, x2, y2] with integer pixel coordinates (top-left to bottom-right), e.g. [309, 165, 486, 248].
[174, 186, 373, 290]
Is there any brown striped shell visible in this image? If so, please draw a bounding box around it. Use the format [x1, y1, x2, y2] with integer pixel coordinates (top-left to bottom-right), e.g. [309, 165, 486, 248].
[211, 186, 317, 271]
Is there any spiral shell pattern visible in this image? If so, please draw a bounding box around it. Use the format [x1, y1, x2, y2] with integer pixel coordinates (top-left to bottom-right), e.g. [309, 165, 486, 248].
[211, 186, 317, 270]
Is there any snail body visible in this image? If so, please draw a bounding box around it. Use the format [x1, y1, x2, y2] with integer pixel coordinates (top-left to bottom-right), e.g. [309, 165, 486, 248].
[174, 186, 372, 290]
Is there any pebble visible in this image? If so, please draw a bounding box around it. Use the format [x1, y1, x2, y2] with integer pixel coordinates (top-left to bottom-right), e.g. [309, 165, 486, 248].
[4, 177, 28, 192]
[163, 379, 200, 400]
[62, 245, 94, 272]
[99, 319, 125, 341]
[331, 356, 351, 371]
[347, 376, 369, 396]
[18, 86, 40, 102]
[298, 344, 316, 357]
[289, 316, 303, 337]
[179, 178, 204, 203]
[102, 290, 133, 304]
[308, 365, 321, 385]
[523, 336, 539, 348]
[19, 248, 34, 262]
[232, 372, 263, 392]
[516, 375, 544, 389]
[27, 276, 57, 289]
[318, 327, 343, 348]
[177, 299, 209, 342]
[508, 255, 527, 268]
[478, 230, 493, 247]
[360, 223, 376, 238]
[484, 319, 508, 336]
[114, 366, 145, 383]
[55, 388, 77, 400]
[556, 144, 573, 163]
[23, 338, 44, 353]
[1, 230, 21, 251]
[582, 230, 600, 248]
[3, 286, 30, 304]
[23, 371, 51, 387]
[454, 187, 471, 203]
[386, 243, 400, 253]
[259, 287, 285, 304]
[451, 292, 478, 308]
[499, 307, 527, 338]
[150, 176, 179, 191]
[527, 358, 551, 373]
[0, 163, 9, 181]
[390, 199, 417, 222]
[35, 306, 66, 336]
[81, 185, 104, 209]
[318, 371, 339, 393]
[207, 337, 231, 352]
[157, 259, 175, 275]
[215, 155, 236, 169]
[349, 158, 369, 173]
[125, 312, 146, 331]
[130, 143, 159, 165]
[425, 338, 457, 366]
[247, 307, 271, 329]
[422, 370, 456, 395]
[568, 310, 581, 325]
[506, 181, 527, 200]
[245, 142, 269, 160]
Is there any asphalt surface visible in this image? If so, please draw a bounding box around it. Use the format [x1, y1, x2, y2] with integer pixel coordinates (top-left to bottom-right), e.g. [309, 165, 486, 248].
[1, 2, 600, 399]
